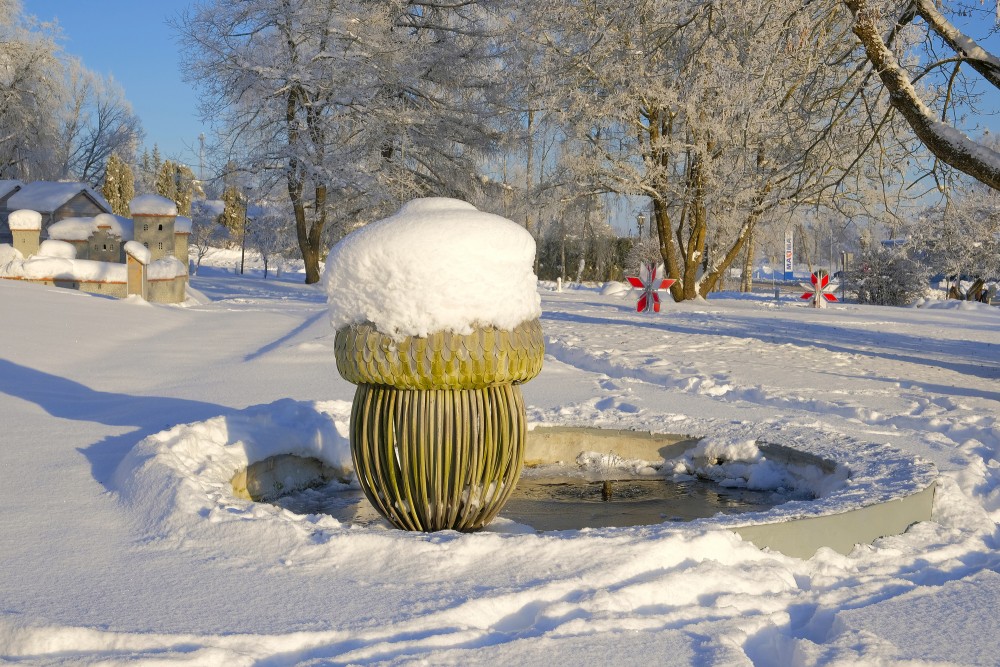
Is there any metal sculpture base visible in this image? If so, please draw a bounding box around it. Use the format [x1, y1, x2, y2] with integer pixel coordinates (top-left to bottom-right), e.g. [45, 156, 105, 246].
[350, 383, 526, 531]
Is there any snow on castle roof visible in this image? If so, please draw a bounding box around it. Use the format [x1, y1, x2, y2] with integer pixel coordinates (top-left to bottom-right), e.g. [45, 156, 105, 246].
[20, 257, 126, 283]
[47, 217, 96, 241]
[8, 209, 42, 231]
[174, 216, 192, 234]
[125, 240, 151, 265]
[130, 194, 177, 217]
[47, 214, 134, 242]
[0, 249, 184, 282]
[38, 239, 76, 259]
[147, 256, 187, 279]
[7, 181, 111, 213]
[94, 214, 133, 239]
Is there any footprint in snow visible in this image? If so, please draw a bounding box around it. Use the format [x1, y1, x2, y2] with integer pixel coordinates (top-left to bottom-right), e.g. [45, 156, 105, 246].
[595, 397, 640, 413]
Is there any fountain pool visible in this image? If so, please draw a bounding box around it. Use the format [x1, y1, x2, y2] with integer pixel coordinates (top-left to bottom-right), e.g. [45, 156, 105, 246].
[233, 424, 937, 558]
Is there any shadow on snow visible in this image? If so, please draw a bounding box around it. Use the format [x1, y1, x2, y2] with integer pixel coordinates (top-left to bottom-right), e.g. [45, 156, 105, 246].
[0, 357, 231, 489]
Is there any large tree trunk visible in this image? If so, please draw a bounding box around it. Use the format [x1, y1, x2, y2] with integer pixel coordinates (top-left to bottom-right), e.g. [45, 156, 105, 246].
[844, 0, 1000, 190]
[285, 85, 327, 285]
[691, 182, 770, 297]
[291, 195, 324, 285]
[655, 198, 683, 301]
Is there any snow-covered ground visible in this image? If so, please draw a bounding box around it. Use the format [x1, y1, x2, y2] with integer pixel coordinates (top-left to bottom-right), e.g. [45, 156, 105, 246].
[1, 264, 999, 665]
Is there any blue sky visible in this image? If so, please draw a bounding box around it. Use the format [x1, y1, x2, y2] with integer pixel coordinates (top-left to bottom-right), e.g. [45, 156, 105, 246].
[23, 0, 205, 174]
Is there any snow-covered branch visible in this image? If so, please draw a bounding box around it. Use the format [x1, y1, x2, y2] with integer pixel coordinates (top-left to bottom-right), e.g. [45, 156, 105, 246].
[844, 0, 1000, 190]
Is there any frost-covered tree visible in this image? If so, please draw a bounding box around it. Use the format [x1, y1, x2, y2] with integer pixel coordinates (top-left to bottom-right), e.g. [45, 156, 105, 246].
[246, 204, 290, 279]
[519, 0, 911, 301]
[155, 159, 177, 202]
[137, 148, 152, 193]
[0, 4, 142, 183]
[151, 160, 198, 218]
[177, 0, 505, 284]
[853, 231, 929, 306]
[535, 196, 622, 282]
[624, 236, 664, 279]
[220, 185, 245, 240]
[173, 164, 197, 218]
[57, 61, 143, 185]
[189, 198, 228, 274]
[0, 6, 64, 178]
[101, 153, 135, 217]
[910, 183, 1000, 299]
[136, 145, 166, 195]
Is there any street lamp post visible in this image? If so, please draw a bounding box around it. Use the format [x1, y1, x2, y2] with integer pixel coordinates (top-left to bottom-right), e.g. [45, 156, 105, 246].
[829, 229, 834, 275]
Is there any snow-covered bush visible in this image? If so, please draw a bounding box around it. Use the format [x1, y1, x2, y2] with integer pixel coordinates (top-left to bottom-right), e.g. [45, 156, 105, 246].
[852, 236, 929, 306]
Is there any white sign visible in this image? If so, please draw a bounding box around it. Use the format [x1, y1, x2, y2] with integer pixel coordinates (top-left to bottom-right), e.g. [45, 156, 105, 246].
[784, 230, 794, 280]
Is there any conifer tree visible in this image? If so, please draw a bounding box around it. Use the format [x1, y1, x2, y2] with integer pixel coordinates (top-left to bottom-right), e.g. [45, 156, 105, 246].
[221, 186, 245, 238]
[174, 164, 197, 217]
[136, 148, 152, 193]
[156, 159, 177, 202]
[101, 153, 135, 216]
[101, 155, 120, 214]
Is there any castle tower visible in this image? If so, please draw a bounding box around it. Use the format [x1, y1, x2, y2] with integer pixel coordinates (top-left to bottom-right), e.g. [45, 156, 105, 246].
[8, 209, 41, 258]
[129, 194, 177, 262]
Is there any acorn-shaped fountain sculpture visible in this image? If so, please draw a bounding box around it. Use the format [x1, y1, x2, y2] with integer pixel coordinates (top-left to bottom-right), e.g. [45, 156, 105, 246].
[326, 198, 543, 531]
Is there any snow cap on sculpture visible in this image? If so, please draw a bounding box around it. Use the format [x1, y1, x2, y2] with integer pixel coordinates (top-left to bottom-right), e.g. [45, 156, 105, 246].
[324, 197, 541, 340]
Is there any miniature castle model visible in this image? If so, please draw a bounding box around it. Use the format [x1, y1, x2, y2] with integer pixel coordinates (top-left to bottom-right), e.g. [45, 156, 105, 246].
[0, 194, 190, 303]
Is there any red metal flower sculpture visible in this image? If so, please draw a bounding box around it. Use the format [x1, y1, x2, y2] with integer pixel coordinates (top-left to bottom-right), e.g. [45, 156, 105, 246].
[800, 272, 839, 308]
[627, 263, 676, 313]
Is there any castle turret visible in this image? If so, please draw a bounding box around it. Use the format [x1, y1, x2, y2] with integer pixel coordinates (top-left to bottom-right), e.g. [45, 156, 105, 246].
[8, 209, 41, 258]
[130, 194, 177, 262]
[174, 216, 192, 281]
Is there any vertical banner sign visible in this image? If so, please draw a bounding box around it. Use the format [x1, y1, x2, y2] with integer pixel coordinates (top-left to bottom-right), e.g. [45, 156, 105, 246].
[784, 230, 794, 281]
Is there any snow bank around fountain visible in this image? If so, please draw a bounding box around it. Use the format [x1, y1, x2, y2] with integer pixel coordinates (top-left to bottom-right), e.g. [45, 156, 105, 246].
[110, 396, 936, 548]
[111, 399, 354, 536]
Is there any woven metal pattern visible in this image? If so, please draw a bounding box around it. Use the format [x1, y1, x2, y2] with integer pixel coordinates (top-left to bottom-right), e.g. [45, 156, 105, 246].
[335, 319, 544, 390]
[350, 383, 526, 531]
